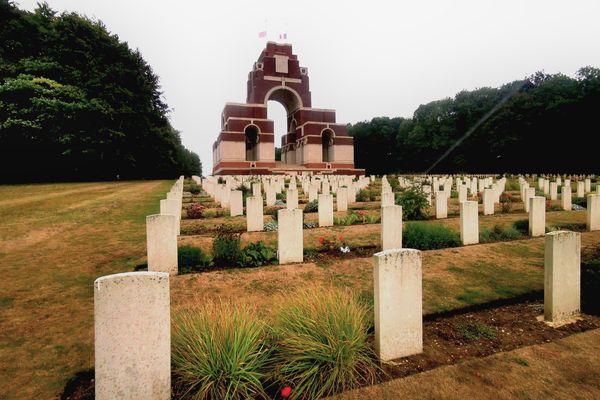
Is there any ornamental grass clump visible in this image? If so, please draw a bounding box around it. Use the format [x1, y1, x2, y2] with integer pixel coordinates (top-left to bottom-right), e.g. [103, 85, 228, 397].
[273, 288, 378, 399]
[172, 301, 273, 400]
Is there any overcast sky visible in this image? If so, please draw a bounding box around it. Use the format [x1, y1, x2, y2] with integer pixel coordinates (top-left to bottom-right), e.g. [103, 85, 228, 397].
[18, 0, 600, 172]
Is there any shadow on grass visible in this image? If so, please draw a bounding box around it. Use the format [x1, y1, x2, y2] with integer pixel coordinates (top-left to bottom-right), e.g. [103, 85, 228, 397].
[60, 369, 93, 400]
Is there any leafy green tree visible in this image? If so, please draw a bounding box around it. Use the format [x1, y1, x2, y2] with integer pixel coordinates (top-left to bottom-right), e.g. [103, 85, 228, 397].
[0, 0, 201, 182]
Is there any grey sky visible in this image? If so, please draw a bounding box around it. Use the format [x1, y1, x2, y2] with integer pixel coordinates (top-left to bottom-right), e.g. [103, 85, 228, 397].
[18, 0, 600, 173]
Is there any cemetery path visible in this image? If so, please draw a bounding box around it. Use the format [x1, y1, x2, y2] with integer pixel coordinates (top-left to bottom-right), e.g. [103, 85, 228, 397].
[333, 328, 600, 400]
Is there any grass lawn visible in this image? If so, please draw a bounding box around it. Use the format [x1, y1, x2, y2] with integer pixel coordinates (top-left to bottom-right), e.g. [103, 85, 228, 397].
[0, 180, 172, 400]
[0, 179, 597, 399]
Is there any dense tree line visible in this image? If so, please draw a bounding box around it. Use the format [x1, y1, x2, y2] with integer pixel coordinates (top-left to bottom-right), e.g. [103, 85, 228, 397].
[349, 68, 600, 174]
[0, 1, 201, 182]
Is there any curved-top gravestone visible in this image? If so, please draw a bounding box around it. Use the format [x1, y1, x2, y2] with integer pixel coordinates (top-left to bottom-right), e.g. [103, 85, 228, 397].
[212, 42, 364, 176]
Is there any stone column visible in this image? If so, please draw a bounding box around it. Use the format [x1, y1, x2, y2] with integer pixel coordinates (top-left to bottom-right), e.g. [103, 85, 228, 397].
[373, 249, 423, 361]
[381, 205, 403, 251]
[348, 184, 357, 203]
[277, 209, 303, 264]
[308, 185, 319, 202]
[337, 187, 348, 212]
[544, 231, 580, 323]
[246, 196, 264, 232]
[318, 194, 334, 227]
[265, 188, 276, 206]
[585, 178, 591, 193]
[95, 272, 170, 400]
[146, 214, 178, 275]
[381, 191, 395, 207]
[286, 188, 299, 210]
[577, 181, 585, 198]
[482, 188, 494, 215]
[549, 182, 558, 201]
[220, 187, 230, 208]
[460, 201, 479, 245]
[524, 187, 536, 213]
[229, 190, 243, 217]
[458, 184, 467, 203]
[252, 182, 261, 197]
[561, 186, 572, 211]
[529, 196, 546, 237]
[435, 191, 447, 219]
[587, 194, 600, 231]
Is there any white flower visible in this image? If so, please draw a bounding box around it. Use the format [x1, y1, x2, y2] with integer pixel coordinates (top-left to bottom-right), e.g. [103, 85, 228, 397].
[340, 246, 350, 253]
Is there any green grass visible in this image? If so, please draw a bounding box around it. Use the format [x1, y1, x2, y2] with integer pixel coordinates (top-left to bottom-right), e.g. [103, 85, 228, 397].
[172, 301, 272, 399]
[0, 296, 14, 307]
[455, 322, 497, 341]
[511, 357, 530, 367]
[456, 290, 486, 304]
[0, 180, 172, 399]
[273, 288, 378, 400]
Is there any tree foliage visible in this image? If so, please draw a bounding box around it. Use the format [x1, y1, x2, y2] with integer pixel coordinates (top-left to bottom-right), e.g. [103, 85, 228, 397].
[349, 69, 600, 174]
[0, 1, 201, 182]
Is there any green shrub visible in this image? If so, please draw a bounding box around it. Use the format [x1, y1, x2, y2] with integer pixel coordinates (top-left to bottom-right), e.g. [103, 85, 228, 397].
[364, 214, 380, 224]
[403, 222, 461, 250]
[396, 186, 429, 220]
[303, 199, 318, 213]
[500, 192, 515, 213]
[239, 242, 277, 267]
[178, 246, 213, 274]
[203, 209, 217, 218]
[479, 225, 522, 243]
[334, 213, 359, 226]
[504, 180, 521, 191]
[184, 181, 202, 195]
[513, 219, 529, 234]
[172, 302, 272, 399]
[273, 289, 377, 399]
[356, 189, 371, 202]
[212, 228, 242, 267]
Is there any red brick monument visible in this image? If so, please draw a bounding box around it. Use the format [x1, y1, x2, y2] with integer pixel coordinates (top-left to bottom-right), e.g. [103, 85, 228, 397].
[212, 42, 364, 176]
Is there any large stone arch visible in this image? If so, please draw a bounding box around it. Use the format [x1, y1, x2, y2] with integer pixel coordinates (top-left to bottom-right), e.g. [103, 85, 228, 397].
[212, 42, 363, 176]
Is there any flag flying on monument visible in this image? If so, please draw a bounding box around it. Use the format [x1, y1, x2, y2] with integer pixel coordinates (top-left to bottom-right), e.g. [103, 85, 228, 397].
[258, 30, 267, 38]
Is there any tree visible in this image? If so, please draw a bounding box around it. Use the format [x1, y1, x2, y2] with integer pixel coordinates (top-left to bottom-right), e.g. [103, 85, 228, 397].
[0, 1, 201, 182]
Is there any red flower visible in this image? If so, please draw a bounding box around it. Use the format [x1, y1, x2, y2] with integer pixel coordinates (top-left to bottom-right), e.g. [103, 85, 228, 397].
[319, 237, 325, 244]
[281, 386, 292, 398]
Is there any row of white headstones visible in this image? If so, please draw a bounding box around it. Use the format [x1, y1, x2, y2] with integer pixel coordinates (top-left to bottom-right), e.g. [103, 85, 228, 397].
[92, 174, 593, 399]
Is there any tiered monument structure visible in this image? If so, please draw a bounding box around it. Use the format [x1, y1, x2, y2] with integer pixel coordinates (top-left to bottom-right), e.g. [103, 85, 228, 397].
[212, 42, 364, 176]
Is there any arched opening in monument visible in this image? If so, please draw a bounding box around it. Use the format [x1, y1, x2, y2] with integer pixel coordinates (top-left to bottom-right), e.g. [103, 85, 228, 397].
[266, 87, 303, 166]
[322, 129, 334, 163]
[245, 125, 259, 161]
[267, 100, 287, 163]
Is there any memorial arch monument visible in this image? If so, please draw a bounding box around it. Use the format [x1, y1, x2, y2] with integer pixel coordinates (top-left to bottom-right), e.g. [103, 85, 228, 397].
[212, 42, 364, 176]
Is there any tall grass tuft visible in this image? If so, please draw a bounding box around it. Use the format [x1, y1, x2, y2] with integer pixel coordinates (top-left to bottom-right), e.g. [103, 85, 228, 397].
[273, 288, 378, 399]
[172, 301, 272, 399]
